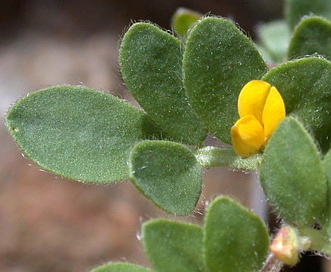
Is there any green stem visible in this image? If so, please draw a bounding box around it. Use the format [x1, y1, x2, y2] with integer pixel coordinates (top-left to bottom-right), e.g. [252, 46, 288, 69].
[195, 146, 261, 170]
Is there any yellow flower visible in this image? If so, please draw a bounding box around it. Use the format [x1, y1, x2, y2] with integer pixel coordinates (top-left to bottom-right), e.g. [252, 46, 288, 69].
[231, 80, 286, 157]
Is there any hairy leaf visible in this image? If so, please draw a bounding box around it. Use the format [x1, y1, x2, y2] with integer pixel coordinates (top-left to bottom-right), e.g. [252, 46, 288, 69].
[6, 86, 161, 183]
[204, 196, 269, 272]
[143, 219, 207, 272]
[120, 22, 207, 145]
[285, 0, 331, 29]
[288, 16, 331, 60]
[260, 117, 327, 226]
[183, 17, 267, 143]
[257, 20, 290, 62]
[263, 57, 331, 153]
[323, 149, 331, 234]
[129, 140, 202, 215]
[171, 8, 201, 38]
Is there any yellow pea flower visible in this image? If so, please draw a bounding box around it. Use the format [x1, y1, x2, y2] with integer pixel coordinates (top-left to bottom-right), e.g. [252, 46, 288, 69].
[231, 80, 286, 157]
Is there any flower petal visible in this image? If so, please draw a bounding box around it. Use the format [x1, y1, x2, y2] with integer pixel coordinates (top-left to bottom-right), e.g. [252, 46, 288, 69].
[238, 80, 271, 123]
[262, 86, 286, 140]
[231, 115, 265, 157]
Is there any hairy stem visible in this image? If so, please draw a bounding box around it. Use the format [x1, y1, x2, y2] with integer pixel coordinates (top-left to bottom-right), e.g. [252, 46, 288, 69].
[195, 146, 261, 170]
[261, 253, 284, 272]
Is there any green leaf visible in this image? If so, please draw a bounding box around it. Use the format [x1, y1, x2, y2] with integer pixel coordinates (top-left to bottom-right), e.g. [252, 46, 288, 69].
[323, 149, 331, 234]
[257, 20, 290, 62]
[171, 8, 201, 38]
[5, 86, 161, 183]
[288, 16, 331, 60]
[183, 17, 268, 143]
[129, 140, 202, 215]
[142, 219, 207, 272]
[262, 57, 331, 153]
[119, 22, 207, 145]
[298, 227, 331, 255]
[260, 117, 327, 226]
[204, 196, 269, 272]
[324, 148, 331, 183]
[90, 263, 153, 272]
[254, 43, 275, 64]
[285, 0, 331, 29]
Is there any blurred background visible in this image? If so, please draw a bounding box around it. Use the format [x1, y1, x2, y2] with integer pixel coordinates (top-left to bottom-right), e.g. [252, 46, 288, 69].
[0, 1, 329, 271]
